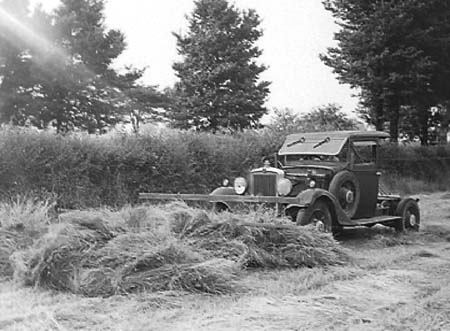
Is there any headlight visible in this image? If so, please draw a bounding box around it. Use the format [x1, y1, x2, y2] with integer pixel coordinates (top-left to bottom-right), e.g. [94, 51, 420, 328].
[222, 179, 229, 186]
[309, 180, 316, 188]
[233, 177, 247, 195]
[277, 178, 292, 196]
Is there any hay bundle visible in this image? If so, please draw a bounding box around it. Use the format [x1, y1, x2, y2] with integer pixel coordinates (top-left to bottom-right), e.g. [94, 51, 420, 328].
[15, 212, 121, 291]
[119, 259, 241, 295]
[0, 229, 33, 278]
[21, 224, 99, 291]
[192, 237, 249, 263]
[187, 220, 349, 268]
[93, 232, 162, 269]
[243, 225, 349, 268]
[11, 207, 349, 297]
[170, 208, 212, 236]
[120, 243, 203, 275]
[58, 211, 123, 241]
[185, 217, 251, 239]
[78, 267, 117, 297]
[13, 216, 237, 296]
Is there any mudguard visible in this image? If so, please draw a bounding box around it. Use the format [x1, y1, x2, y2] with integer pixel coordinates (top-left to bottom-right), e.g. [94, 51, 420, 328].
[395, 197, 420, 216]
[285, 188, 351, 226]
[210, 186, 236, 210]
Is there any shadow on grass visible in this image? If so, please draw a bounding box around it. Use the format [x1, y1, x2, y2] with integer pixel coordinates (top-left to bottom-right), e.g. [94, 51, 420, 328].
[336, 221, 450, 249]
[336, 225, 413, 249]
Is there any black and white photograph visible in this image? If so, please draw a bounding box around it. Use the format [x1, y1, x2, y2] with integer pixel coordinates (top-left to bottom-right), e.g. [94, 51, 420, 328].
[0, 0, 449, 330]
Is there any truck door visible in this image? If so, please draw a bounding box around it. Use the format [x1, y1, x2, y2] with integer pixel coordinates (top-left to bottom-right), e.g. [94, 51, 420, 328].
[349, 140, 378, 218]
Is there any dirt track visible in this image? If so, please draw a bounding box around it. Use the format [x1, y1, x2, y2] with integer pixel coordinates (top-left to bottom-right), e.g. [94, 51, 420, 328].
[1, 193, 450, 330]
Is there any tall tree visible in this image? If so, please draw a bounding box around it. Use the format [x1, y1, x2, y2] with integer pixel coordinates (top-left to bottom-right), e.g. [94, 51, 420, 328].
[171, 0, 270, 132]
[37, 0, 132, 133]
[0, 0, 40, 125]
[321, 0, 450, 144]
[0, 0, 146, 133]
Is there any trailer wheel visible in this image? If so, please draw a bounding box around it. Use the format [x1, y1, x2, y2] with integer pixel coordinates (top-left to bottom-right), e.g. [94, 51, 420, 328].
[296, 200, 332, 233]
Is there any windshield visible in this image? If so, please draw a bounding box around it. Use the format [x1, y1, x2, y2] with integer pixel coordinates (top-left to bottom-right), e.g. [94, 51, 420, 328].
[279, 133, 348, 156]
[283, 148, 347, 166]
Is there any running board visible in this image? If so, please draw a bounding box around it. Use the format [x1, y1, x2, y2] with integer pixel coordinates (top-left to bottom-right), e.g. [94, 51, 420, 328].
[346, 215, 401, 226]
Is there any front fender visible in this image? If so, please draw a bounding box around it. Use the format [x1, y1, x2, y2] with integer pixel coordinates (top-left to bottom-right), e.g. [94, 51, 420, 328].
[210, 186, 236, 210]
[286, 189, 350, 225]
[286, 188, 334, 208]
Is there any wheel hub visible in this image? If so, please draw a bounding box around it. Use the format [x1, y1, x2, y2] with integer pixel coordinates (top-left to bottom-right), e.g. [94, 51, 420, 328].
[339, 187, 355, 205]
[409, 214, 417, 226]
[345, 190, 354, 204]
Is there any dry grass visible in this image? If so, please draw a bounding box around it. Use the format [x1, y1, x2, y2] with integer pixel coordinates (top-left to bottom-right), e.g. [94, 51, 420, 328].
[2, 193, 449, 330]
[6, 201, 348, 297]
[0, 197, 54, 280]
[0, 196, 54, 231]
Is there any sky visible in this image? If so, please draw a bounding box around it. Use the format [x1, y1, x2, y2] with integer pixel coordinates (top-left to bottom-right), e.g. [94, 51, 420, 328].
[32, 0, 359, 117]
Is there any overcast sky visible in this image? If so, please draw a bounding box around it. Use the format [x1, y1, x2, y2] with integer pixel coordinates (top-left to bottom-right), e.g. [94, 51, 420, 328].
[33, 0, 359, 116]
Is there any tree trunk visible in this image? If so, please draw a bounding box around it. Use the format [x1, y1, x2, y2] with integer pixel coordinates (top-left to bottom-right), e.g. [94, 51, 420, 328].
[387, 98, 400, 142]
[374, 99, 384, 131]
[418, 107, 430, 146]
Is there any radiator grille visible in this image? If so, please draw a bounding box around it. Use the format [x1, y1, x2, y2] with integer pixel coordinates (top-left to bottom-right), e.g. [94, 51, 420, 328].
[252, 173, 277, 196]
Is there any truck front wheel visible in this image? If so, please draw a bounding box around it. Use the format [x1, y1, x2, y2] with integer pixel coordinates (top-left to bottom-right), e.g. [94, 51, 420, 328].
[296, 200, 332, 233]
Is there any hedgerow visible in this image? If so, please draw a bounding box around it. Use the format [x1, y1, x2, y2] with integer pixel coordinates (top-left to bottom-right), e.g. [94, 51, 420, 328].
[0, 127, 284, 208]
[0, 126, 448, 208]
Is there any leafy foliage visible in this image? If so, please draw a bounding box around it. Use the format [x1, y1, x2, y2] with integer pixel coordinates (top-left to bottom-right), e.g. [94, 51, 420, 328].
[170, 0, 270, 132]
[268, 104, 358, 134]
[0, 126, 448, 208]
[0, 0, 162, 133]
[321, 0, 450, 144]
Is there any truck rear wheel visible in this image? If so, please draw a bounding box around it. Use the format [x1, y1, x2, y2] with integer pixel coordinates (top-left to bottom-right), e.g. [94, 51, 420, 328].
[395, 199, 420, 232]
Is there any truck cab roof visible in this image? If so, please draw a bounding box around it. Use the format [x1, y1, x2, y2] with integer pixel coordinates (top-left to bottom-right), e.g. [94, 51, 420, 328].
[278, 131, 390, 156]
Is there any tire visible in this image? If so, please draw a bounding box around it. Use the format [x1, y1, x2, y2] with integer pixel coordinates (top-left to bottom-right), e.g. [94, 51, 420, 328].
[213, 202, 229, 213]
[329, 171, 360, 218]
[296, 200, 332, 233]
[395, 199, 420, 232]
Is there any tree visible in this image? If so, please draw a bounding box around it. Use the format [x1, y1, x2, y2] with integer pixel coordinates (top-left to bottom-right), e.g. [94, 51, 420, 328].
[170, 0, 270, 132]
[120, 85, 170, 133]
[0, 0, 147, 133]
[38, 0, 134, 133]
[0, 0, 44, 125]
[267, 104, 358, 134]
[267, 108, 303, 134]
[321, 0, 450, 144]
[301, 104, 359, 132]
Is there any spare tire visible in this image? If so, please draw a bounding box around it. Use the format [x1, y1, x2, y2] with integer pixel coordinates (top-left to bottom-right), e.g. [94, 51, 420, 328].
[329, 170, 360, 218]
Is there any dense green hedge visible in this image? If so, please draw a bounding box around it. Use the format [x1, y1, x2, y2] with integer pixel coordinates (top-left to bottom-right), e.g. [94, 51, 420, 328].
[0, 127, 448, 208]
[380, 144, 450, 182]
[0, 127, 283, 208]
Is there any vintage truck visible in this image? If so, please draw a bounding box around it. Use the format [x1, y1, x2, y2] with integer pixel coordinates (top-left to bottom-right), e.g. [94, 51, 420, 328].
[139, 131, 420, 235]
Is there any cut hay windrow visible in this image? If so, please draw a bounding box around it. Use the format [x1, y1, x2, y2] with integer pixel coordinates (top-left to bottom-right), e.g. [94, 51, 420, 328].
[184, 218, 350, 268]
[119, 259, 241, 295]
[11, 205, 350, 297]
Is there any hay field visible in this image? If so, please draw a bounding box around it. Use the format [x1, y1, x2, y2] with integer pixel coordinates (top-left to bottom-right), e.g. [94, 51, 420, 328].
[1, 193, 450, 330]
